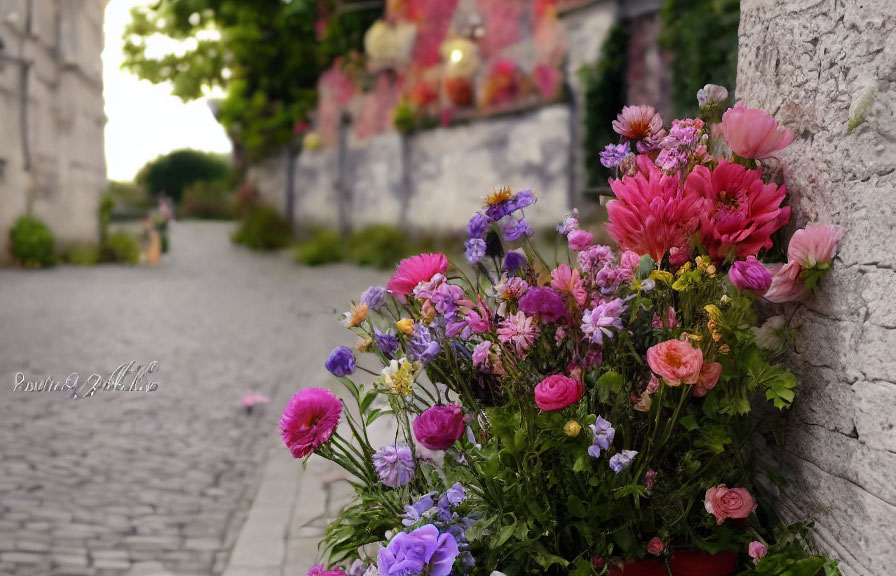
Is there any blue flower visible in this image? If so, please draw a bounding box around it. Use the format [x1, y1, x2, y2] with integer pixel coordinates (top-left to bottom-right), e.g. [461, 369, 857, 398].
[374, 327, 400, 359]
[500, 217, 533, 241]
[599, 142, 630, 168]
[588, 416, 615, 458]
[609, 450, 638, 474]
[467, 213, 489, 239]
[402, 493, 436, 527]
[361, 286, 388, 311]
[324, 346, 355, 376]
[407, 326, 440, 365]
[372, 444, 415, 488]
[464, 239, 487, 265]
[503, 250, 527, 273]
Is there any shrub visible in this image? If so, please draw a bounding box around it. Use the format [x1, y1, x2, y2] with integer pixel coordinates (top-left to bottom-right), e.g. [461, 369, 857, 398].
[9, 216, 55, 267]
[136, 149, 231, 203]
[293, 228, 345, 266]
[100, 232, 140, 265]
[180, 180, 235, 220]
[62, 244, 101, 266]
[347, 225, 411, 269]
[232, 205, 292, 251]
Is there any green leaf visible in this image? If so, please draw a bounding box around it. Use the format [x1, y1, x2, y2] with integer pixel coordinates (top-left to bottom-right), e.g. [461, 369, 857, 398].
[679, 414, 699, 431]
[567, 495, 587, 518]
[638, 254, 656, 279]
[494, 520, 517, 547]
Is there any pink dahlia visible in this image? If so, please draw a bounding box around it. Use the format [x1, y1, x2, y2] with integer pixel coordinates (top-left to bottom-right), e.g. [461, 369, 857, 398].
[612, 105, 664, 141]
[686, 161, 790, 262]
[388, 253, 449, 296]
[787, 224, 843, 268]
[280, 388, 342, 458]
[763, 262, 808, 303]
[717, 105, 794, 159]
[607, 155, 705, 263]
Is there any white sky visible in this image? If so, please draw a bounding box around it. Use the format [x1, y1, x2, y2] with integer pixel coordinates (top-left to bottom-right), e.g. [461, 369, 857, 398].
[103, 0, 231, 182]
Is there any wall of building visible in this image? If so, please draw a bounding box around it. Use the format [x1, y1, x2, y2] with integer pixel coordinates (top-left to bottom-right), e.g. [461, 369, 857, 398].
[737, 1, 896, 574]
[0, 0, 107, 263]
[249, 1, 620, 233]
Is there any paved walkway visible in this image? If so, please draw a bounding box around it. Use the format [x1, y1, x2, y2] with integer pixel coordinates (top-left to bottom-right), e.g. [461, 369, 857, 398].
[0, 222, 389, 576]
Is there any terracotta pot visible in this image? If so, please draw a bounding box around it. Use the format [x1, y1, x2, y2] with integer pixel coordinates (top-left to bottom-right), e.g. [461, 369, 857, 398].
[609, 549, 737, 576]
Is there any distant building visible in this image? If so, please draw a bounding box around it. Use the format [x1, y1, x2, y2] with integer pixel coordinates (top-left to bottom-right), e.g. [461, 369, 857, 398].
[0, 0, 107, 263]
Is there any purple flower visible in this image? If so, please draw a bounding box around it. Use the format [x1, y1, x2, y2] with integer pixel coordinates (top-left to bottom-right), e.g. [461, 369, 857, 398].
[595, 266, 631, 295]
[361, 286, 388, 311]
[588, 416, 615, 458]
[372, 444, 415, 488]
[402, 493, 436, 527]
[729, 256, 772, 295]
[519, 286, 569, 323]
[503, 250, 527, 273]
[471, 341, 491, 368]
[446, 482, 466, 505]
[325, 346, 355, 376]
[645, 469, 657, 492]
[374, 327, 400, 359]
[599, 142, 630, 168]
[609, 450, 638, 474]
[407, 326, 440, 365]
[414, 274, 465, 317]
[557, 211, 579, 235]
[377, 524, 460, 576]
[467, 213, 489, 239]
[464, 239, 487, 265]
[485, 190, 537, 222]
[577, 244, 615, 273]
[500, 217, 533, 242]
[581, 298, 627, 345]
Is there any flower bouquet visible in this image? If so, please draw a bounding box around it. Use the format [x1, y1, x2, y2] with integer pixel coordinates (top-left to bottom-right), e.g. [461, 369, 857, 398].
[281, 86, 843, 576]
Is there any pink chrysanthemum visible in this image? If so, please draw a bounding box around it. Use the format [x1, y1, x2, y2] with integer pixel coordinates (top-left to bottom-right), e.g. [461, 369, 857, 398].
[686, 161, 790, 262]
[550, 264, 587, 307]
[612, 105, 664, 140]
[717, 105, 794, 159]
[497, 311, 539, 356]
[388, 253, 449, 296]
[280, 388, 342, 459]
[606, 155, 705, 263]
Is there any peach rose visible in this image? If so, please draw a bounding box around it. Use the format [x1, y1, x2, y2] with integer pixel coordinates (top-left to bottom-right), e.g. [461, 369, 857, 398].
[704, 484, 757, 525]
[646, 339, 704, 386]
[692, 362, 722, 398]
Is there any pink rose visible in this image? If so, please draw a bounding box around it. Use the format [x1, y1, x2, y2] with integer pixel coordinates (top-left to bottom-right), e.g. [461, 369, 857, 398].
[717, 105, 794, 159]
[646, 340, 704, 386]
[692, 362, 722, 398]
[568, 229, 593, 252]
[787, 224, 843, 269]
[647, 537, 665, 555]
[729, 256, 772, 295]
[748, 541, 768, 561]
[534, 374, 584, 411]
[413, 404, 465, 451]
[764, 262, 808, 303]
[704, 484, 757, 525]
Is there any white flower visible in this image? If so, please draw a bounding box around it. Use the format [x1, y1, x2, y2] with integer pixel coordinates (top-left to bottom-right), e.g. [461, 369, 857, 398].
[751, 315, 787, 352]
[697, 84, 729, 108]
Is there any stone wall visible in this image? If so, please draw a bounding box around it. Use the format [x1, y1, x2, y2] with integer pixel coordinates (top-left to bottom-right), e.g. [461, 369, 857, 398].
[737, 1, 896, 574]
[0, 0, 107, 263]
[250, 104, 574, 232]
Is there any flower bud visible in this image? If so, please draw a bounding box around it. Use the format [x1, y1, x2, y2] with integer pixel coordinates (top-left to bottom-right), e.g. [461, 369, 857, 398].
[563, 420, 582, 437]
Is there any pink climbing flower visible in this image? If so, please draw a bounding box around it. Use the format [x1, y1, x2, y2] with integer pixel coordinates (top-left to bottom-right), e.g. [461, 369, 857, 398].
[717, 105, 794, 159]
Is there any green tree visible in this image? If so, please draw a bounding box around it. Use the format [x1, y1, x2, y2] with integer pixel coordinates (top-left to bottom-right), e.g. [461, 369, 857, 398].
[660, 0, 740, 116]
[136, 149, 231, 203]
[122, 0, 378, 161]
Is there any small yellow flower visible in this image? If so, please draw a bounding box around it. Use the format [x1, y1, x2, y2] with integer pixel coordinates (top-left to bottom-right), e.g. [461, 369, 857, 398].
[396, 318, 415, 336]
[356, 337, 373, 352]
[381, 358, 419, 396]
[704, 304, 723, 322]
[484, 185, 513, 206]
[563, 421, 582, 437]
[676, 261, 693, 276]
[705, 264, 717, 277]
[341, 302, 369, 328]
[650, 270, 675, 285]
[682, 332, 703, 342]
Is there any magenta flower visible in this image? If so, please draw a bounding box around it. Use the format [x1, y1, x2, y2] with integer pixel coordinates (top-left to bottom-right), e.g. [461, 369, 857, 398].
[607, 155, 705, 264]
[534, 374, 583, 411]
[280, 388, 342, 458]
[729, 256, 772, 294]
[519, 287, 569, 323]
[413, 404, 465, 451]
[749, 541, 769, 561]
[567, 229, 593, 251]
[388, 253, 449, 296]
[787, 224, 843, 269]
[717, 105, 794, 159]
[686, 161, 790, 262]
[497, 311, 540, 355]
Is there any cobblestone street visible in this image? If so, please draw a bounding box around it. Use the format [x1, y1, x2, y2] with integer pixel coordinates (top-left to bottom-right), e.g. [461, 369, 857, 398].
[0, 222, 389, 576]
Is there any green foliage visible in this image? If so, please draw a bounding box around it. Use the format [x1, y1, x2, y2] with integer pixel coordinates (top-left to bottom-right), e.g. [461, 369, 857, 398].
[293, 227, 345, 266]
[231, 205, 292, 251]
[62, 244, 101, 266]
[660, 0, 740, 117]
[581, 23, 629, 187]
[122, 0, 377, 160]
[136, 149, 231, 203]
[347, 225, 411, 269]
[100, 232, 140, 265]
[9, 216, 55, 268]
[180, 180, 235, 220]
